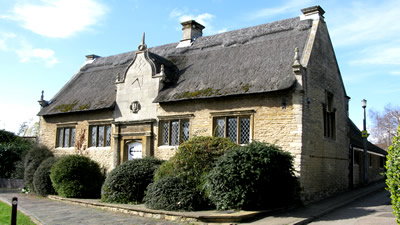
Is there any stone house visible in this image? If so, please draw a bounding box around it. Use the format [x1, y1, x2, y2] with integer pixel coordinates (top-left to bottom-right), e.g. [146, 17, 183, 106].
[37, 6, 385, 202]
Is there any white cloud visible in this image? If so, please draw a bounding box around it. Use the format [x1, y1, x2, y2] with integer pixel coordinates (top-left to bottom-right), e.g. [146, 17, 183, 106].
[390, 71, 400, 76]
[330, 0, 400, 47]
[16, 41, 58, 66]
[350, 46, 400, 65]
[9, 0, 107, 38]
[0, 32, 16, 51]
[246, 0, 314, 20]
[169, 8, 226, 35]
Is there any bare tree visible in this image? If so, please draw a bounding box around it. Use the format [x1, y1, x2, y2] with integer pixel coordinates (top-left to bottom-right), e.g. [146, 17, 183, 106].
[369, 104, 400, 150]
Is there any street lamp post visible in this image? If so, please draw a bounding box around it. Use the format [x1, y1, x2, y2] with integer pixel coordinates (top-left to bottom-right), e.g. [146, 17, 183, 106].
[362, 99, 368, 185]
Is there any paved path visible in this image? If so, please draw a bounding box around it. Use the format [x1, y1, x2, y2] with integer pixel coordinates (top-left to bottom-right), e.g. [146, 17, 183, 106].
[309, 189, 396, 225]
[0, 190, 184, 225]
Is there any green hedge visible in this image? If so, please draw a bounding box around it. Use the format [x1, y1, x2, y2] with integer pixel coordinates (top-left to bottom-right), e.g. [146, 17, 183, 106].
[154, 136, 236, 209]
[23, 145, 53, 191]
[33, 157, 58, 196]
[205, 142, 299, 210]
[386, 125, 400, 223]
[144, 176, 202, 211]
[155, 136, 236, 187]
[101, 157, 163, 204]
[50, 155, 104, 198]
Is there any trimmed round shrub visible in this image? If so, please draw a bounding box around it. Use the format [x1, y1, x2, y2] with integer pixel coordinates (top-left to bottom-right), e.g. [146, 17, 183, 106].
[33, 157, 58, 196]
[101, 157, 163, 204]
[155, 136, 236, 187]
[205, 142, 299, 210]
[50, 155, 104, 198]
[24, 145, 53, 191]
[144, 176, 202, 211]
[386, 125, 400, 223]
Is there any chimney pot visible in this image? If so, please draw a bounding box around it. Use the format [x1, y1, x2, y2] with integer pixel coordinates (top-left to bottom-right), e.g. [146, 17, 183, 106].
[300, 5, 325, 20]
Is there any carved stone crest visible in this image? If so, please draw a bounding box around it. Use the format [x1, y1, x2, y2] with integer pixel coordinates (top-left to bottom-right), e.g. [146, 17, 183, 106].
[130, 101, 141, 113]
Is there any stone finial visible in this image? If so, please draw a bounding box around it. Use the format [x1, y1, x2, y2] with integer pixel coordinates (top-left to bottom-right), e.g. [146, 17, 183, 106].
[138, 32, 147, 51]
[293, 47, 301, 67]
[292, 47, 303, 75]
[116, 73, 120, 82]
[38, 90, 48, 107]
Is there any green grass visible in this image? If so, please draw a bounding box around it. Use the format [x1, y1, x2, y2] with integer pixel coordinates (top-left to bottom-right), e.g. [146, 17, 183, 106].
[0, 200, 36, 225]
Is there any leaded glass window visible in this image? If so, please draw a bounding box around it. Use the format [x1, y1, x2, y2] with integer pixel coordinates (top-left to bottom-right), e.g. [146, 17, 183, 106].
[227, 117, 237, 143]
[171, 120, 179, 146]
[182, 120, 190, 142]
[215, 118, 225, 137]
[56, 127, 76, 148]
[90, 125, 111, 147]
[159, 119, 190, 146]
[213, 116, 251, 144]
[240, 117, 250, 144]
[161, 122, 169, 145]
[106, 125, 111, 146]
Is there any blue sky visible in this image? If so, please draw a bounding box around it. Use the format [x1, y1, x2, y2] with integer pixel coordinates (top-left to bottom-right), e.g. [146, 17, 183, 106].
[0, 0, 399, 136]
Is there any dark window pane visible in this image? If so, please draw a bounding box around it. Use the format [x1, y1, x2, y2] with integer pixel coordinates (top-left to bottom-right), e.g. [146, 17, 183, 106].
[215, 118, 225, 137]
[98, 126, 104, 147]
[181, 120, 190, 142]
[58, 128, 64, 147]
[91, 126, 97, 147]
[227, 117, 237, 143]
[170, 120, 179, 146]
[106, 125, 111, 146]
[71, 128, 75, 147]
[161, 122, 169, 145]
[64, 128, 70, 147]
[240, 117, 250, 144]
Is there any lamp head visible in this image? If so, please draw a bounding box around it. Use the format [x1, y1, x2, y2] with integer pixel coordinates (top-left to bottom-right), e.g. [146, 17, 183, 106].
[361, 99, 367, 108]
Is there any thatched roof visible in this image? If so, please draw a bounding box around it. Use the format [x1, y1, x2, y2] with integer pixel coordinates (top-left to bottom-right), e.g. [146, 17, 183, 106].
[348, 119, 387, 156]
[39, 17, 313, 116]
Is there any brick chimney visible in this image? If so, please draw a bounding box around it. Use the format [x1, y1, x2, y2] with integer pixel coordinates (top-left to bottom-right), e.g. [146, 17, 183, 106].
[300, 5, 325, 20]
[177, 20, 205, 48]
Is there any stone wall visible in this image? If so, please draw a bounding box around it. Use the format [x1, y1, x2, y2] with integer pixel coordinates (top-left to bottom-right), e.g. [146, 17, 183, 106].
[39, 110, 114, 172]
[299, 18, 350, 201]
[156, 91, 303, 169]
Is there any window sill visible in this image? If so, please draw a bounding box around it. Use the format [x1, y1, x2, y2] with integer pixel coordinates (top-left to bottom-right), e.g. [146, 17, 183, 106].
[87, 146, 111, 150]
[55, 147, 75, 150]
[157, 145, 178, 150]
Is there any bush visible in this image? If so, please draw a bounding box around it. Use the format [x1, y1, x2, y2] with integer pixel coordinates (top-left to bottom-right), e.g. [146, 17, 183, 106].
[23, 145, 53, 191]
[155, 136, 236, 187]
[33, 157, 58, 196]
[101, 157, 163, 204]
[0, 130, 32, 178]
[50, 155, 104, 198]
[144, 176, 202, 211]
[386, 125, 400, 223]
[205, 142, 299, 210]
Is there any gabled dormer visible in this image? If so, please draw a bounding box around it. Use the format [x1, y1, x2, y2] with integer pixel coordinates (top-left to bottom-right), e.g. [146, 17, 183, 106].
[114, 33, 177, 122]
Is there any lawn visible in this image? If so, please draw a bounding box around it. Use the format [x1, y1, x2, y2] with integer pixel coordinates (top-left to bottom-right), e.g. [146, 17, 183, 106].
[0, 200, 36, 225]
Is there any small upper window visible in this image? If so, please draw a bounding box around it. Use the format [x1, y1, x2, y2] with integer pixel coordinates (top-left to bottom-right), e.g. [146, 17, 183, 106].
[89, 125, 111, 147]
[160, 119, 190, 146]
[213, 116, 250, 144]
[56, 127, 76, 148]
[323, 91, 336, 139]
